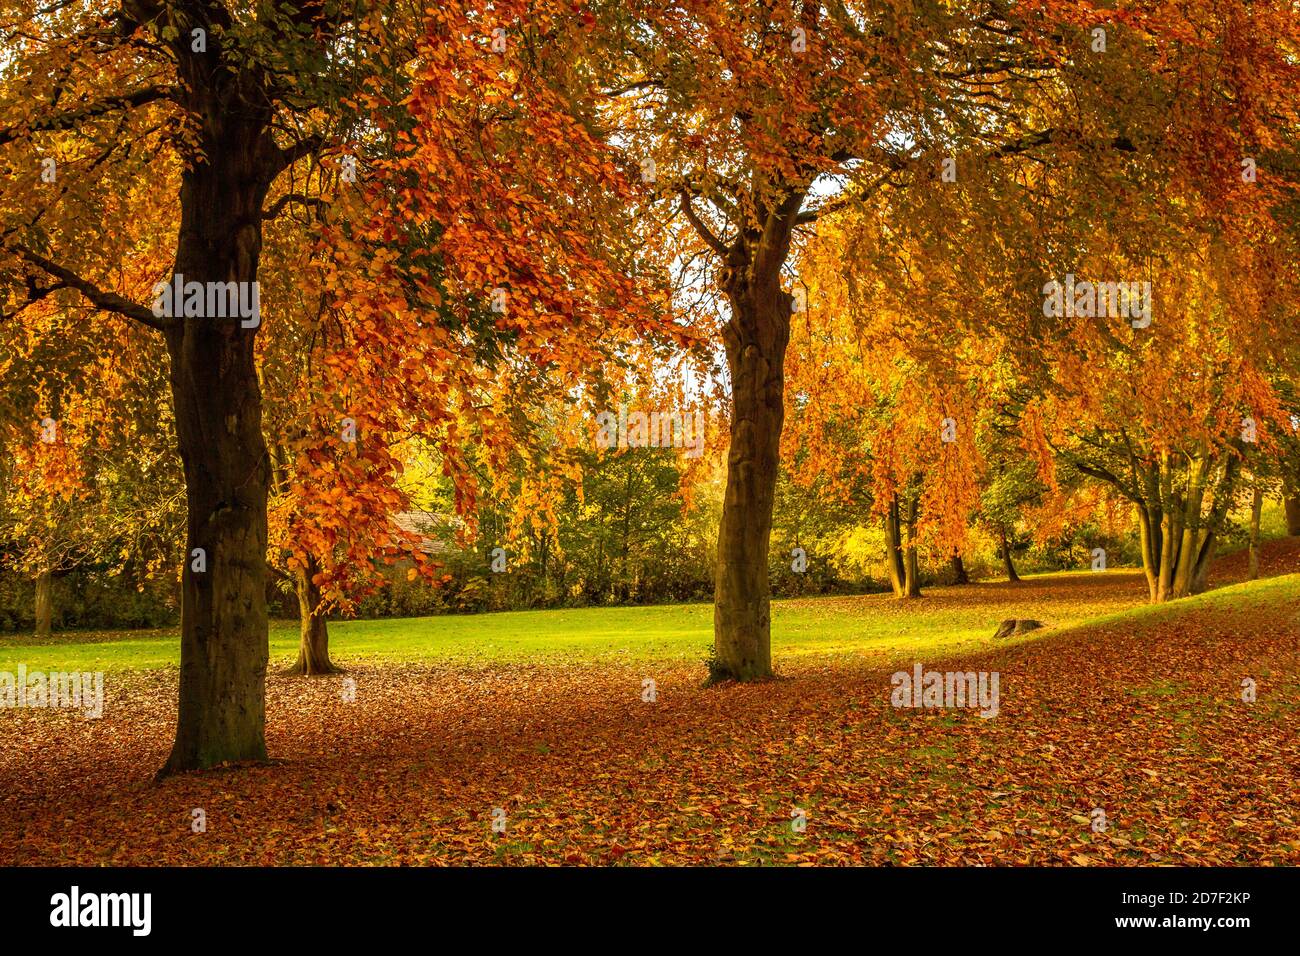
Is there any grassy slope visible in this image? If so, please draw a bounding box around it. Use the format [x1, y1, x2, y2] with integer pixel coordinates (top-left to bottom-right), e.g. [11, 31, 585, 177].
[8, 566, 1297, 673]
[5, 568, 1297, 865]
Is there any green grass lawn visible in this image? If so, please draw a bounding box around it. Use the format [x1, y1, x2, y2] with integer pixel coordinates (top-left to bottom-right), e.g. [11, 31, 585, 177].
[2, 569, 1296, 674]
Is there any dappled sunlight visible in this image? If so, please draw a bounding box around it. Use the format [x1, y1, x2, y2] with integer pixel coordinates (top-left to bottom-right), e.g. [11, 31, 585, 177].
[3, 573, 1296, 866]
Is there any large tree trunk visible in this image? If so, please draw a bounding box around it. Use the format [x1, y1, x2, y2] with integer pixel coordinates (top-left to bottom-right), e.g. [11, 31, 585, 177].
[1168, 458, 1203, 599]
[286, 556, 338, 676]
[1156, 509, 1180, 601]
[157, 62, 279, 777]
[711, 204, 798, 682]
[950, 551, 969, 585]
[1285, 495, 1300, 536]
[1189, 456, 1237, 594]
[1149, 453, 1235, 602]
[1139, 469, 1164, 602]
[999, 527, 1020, 583]
[1136, 503, 1160, 602]
[33, 568, 52, 639]
[1170, 530, 1203, 598]
[160, 295, 270, 777]
[712, 289, 789, 681]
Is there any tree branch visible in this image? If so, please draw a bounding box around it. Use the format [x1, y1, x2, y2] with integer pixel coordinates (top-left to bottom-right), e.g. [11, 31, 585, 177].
[802, 129, 1139, 225]
[10, 245, 168, 332]
[272, 134, 324, 177]
[677, 190, 729, 256]
[797, 171, 896, 224]
[0, 85, 173, 147]
[263, 192, 328, 221]
[603, 78, 665, 97]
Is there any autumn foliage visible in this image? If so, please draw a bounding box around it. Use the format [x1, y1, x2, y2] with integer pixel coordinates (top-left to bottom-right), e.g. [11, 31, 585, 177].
[0, 0, 1298, 818]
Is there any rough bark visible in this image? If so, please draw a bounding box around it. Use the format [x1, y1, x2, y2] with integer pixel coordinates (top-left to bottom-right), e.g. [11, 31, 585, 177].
[711, 197, 800, 682]
[1285, 495, 1300, 536]
[950, 551, 969, 585]
[159, 283, 270, 774]
[286, 556, 338, 676]
[902, 499, 922, 598]
[712, 290, 788, 680]
[999, 527, 1020, 583]
[1136, 504, 1159, 602]
[157, 42, 280, 777]
[884, 498, 907, 598]
[33, 568, 52, 639]
[1189, 456, 1237, 595]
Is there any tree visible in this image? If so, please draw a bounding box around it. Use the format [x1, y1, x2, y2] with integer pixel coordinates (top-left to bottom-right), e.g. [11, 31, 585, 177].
[2, 408, 96, 638]
[783, 213, 991, 601]
[1028, 219, 1297, 600]
[1, 0, 674, 774]
[0, 0, 396, 773]
[602, 0, 1258, 676]
[0, 307, 182, 637]
[812, 1, 1300, 602]
[1279, 425, 1300, 537]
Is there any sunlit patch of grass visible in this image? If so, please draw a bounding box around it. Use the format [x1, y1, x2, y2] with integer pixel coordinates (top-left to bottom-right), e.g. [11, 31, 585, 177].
[2, 571, 1295, 678]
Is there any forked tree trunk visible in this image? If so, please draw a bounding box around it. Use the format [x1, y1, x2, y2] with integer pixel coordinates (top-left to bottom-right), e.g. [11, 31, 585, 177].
[712, 199, 800, 682]
[1098, 453, 1236, 606]
[1169, 532, 1204, 599]
[1145, 454, 1235, 602]
[1135, 502, 1161, 602]
[999, 528, 1020, 583]
[1188, 456, 1235, 596]
[950, 551, 969, 585]
[33, 568, 52, 639]
[1285, 495, 1300, 536]
[157, 64, 280, 777]
[1168, 456, 1209, 600]
[885, 495, 922, 598]
[286, 557, 338, 676]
